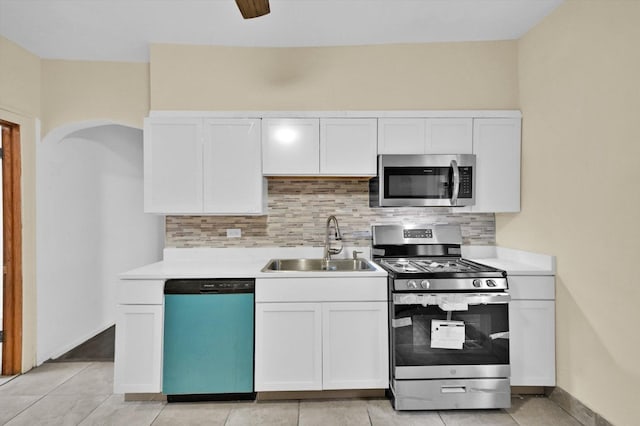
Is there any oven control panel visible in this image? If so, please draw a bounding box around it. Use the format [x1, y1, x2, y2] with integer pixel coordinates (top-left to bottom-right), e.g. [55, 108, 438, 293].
[394, 277, 508, 292]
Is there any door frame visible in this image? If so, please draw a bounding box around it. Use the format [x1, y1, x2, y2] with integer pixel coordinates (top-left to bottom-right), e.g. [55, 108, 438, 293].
[1, 120, 22, 375]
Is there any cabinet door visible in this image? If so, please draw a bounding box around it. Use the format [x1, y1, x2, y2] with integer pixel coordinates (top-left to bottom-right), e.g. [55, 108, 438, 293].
[509, 300, 556, 386]
[377, 118, 425, 154]
[262, 118, 320, 175]
[144, 118, 203, 213]
[322, 302, 389, 390]
[203, 119, 265, 214]
[114, 304, 163, 393]
[472, 118, 521, 213]
[255, 303, 323, 391]
[320, 118, 377, 176]
[426, 118, 473, 154]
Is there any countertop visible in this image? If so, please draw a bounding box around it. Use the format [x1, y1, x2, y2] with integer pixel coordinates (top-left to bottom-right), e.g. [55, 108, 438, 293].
[119, 246, 387, 280]
[119, 245, 555, 280]
[463, 245, 556, 276]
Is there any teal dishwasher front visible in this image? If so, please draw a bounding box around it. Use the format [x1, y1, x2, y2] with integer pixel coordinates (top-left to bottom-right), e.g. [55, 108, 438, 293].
[163, 279, 255, 402]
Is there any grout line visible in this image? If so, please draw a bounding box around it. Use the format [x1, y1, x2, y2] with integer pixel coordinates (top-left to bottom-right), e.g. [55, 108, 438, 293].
[149, 395, 165, 426]
[76, 393, 112, 425]
[222, 404, 232, 426]
[0, 374, 19, 387]
[45, 361, 94, 395]
[366, 400, 373, 426]
[2, 394, 47, 424]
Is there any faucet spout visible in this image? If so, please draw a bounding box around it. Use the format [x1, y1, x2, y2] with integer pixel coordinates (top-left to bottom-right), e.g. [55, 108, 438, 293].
[323, 215, 343, 262]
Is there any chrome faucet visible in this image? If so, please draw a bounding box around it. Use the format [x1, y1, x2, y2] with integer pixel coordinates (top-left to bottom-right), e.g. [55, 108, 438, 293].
[323, 215, 343, 262]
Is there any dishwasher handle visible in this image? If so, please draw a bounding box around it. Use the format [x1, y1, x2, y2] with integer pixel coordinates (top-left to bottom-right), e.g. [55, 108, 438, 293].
[164, 279, 255, 294]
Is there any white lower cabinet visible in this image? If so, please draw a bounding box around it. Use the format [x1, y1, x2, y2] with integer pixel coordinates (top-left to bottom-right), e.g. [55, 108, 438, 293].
[509, 300, 556, 386]
[508, 276, 556, 387]
[255, 303, 323, 391]
[114, 304, 163, 393]
[255, 301, 388, 392]
[254, 277, 388, 392]
[114, 279, 164, 394]
[322, 302, 388, 390]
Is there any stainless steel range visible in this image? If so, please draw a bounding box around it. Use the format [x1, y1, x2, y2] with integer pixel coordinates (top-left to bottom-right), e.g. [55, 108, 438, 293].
[372, 224, 511, 411]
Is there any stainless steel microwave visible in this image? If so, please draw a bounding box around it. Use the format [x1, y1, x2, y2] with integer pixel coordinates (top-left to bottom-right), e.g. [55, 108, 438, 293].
[369, 154, 476, 207]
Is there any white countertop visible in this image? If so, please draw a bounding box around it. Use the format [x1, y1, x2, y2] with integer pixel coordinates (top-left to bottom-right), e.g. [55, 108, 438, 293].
[119, 245, 555, 280]
[462, 245, 556, 276]
[119, 246, 387, 280]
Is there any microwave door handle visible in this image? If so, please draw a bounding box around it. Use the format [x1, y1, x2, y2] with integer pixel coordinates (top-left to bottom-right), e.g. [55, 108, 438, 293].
[450, 159, 460, 206]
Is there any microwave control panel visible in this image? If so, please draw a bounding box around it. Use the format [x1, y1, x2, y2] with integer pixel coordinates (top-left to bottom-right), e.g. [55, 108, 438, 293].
[459, 167, 473, 198]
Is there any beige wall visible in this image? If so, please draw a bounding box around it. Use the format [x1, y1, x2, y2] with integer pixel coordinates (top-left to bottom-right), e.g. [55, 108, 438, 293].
[0, 37, 41, 118]
[0, 36, 40, 371]
[497, 2, 640, 424]
[150, 42, 518, 110]
[41, 60, 149, 135]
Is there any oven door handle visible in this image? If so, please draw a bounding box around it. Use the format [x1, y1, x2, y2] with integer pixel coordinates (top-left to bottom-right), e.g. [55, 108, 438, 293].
[393, 293, 511, 306]
[450, 159, 460, 206]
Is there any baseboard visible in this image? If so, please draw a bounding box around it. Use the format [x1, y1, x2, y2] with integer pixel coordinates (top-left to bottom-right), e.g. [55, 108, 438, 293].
[547, 387, 614, 426]
[511, 386, 545, 395]
[257, 389, 386, 401]
[124, 393, 167, 402]
[39, 322, 115, 365]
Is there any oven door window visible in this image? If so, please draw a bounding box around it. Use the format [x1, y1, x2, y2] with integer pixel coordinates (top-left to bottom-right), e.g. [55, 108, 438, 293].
[392, 303, 509, 366]
[384, 167, 452, 199]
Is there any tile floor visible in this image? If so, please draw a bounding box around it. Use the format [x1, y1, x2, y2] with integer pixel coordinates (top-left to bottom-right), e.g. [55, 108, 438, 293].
[0, 362, 583, 426]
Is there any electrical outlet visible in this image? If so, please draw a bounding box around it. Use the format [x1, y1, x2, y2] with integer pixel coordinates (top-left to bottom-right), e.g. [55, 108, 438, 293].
[226, 228, 241, 238]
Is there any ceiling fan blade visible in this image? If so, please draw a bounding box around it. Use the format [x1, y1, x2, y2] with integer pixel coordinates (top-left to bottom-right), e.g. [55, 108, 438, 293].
[235, 0, 270, 19]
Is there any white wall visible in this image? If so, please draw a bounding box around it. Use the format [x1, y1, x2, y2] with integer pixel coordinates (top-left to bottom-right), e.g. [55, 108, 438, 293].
[36, 124, 163, 364]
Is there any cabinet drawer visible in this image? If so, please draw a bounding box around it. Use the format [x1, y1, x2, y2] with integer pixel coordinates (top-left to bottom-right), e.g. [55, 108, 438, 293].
[117, 280, 164, 304]
[508, 276, 555, 300]
[256, 277, 387, 302]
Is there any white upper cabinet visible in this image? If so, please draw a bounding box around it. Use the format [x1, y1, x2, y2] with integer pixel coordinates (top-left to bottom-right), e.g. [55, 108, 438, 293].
[203, 119, 265, 214]
[378, 118, 425, 154]
[378, 118, 472, 154]
[320, 118, 377, 176]
[144, 118, 203, 214]
[426, 118, 473, 154]
[144, 117, 265, 215]
[262, 118, 320, 175]
[471, 118, 521, 213]
[263, 118, 378, 176]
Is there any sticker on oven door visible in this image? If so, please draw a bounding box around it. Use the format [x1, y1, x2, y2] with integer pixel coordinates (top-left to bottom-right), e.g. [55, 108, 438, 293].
[392, 317, 412, 328]
[431, 319, 465, 350]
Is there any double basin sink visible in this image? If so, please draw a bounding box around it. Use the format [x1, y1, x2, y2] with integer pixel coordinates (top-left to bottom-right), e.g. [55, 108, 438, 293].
[262, 258, 377, 272]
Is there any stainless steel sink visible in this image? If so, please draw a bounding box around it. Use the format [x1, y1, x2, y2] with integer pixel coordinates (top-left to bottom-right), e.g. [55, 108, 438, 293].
[261, 258, 377, 272]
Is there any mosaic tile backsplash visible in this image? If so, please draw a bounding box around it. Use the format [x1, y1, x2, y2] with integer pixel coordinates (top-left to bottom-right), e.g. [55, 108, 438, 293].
[166, 179, 496, 248]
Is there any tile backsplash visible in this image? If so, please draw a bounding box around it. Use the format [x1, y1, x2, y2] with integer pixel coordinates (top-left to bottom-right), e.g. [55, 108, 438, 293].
[165, 178, 495, 248]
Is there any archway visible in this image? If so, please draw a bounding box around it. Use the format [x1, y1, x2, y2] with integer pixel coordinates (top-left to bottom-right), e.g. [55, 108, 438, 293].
[37, 122, 163, 364]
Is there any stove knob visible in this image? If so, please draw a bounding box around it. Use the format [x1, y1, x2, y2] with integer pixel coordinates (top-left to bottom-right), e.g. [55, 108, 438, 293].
[486, 279, 497, 287]
[472, 279, 482, 288]
[407, 280, 418, 289]
[420, 280, 431, 289]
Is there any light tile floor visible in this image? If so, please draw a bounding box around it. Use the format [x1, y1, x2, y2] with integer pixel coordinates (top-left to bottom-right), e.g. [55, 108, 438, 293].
[0, 362, 583, 426]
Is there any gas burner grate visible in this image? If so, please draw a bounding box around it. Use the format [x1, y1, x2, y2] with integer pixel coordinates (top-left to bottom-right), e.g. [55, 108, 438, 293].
[379, 257, 491, 274]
